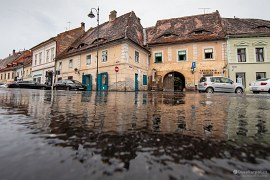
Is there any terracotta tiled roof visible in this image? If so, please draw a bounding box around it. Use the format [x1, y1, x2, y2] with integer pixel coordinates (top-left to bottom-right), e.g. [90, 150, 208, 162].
[31, 26, 85, 56]
[146, 11, 226, 45]
[222, 18, 270, 36]
[0, 51, 23, 70]
[57, 11, 145, 59]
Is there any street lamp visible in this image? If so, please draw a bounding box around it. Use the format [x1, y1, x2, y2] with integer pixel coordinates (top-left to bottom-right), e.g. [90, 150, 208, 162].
[88, 7, 99, 91]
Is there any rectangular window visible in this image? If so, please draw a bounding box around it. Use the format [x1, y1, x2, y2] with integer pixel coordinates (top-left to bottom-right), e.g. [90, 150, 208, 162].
[35, 54, 38, 66]
[178, 50, 187, 61]
[59, 62, 62, 70]
[143, 75, 148, 85]
[256, 72, 266, 80]
[69, 59, 73, 68]
[46, 50, 50, 62]
[135, 51, 139, 63]
[39, 52, 42, 64]
[37, 77, 41, 83]
[4, 74, 6, 80]
[102, 50, 108, 62]
[8, 73, 10, 79]
[68, 76, 73, 80]
[236, 72, 246, 88]
[155, 52, 162, 63]
[12, 72, 14, 79]
[256, 48, 264, 62]
[204, 48, 213, 59]
[58, 77, 62, 81]
[0, 74, 2, 80]
[237, 48, 246, 62]
[86, 55, 91, 65]
[51, 48, 55, 61]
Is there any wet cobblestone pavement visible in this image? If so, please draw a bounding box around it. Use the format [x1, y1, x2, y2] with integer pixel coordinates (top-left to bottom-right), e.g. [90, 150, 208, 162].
[0, 89, 269, 180]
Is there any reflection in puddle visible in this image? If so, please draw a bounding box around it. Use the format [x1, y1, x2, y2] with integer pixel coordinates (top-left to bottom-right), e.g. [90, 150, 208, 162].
[0, 89, 270, 180]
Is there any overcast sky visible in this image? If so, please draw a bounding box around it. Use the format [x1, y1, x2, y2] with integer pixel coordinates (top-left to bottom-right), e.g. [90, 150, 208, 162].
[1, 0, 270, 58]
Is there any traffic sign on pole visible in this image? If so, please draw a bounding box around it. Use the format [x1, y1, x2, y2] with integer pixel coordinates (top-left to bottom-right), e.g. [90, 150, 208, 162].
[115, 66, 119, 72]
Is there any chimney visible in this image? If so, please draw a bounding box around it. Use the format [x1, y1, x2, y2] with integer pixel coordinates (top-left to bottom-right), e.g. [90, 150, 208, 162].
[81, 22, 85, 31]
[109, 10, 117, 21]
[13, 49, 15, 55]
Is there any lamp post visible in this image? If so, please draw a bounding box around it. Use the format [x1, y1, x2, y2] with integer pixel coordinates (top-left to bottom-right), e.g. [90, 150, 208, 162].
[88, 7, 100, 91]
[18, 50, 26, 81]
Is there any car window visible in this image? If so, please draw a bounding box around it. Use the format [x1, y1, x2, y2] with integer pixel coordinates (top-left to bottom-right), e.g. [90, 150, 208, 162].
[257, 78, 270, 81]
[56, 80, 63, 84]
[220, 77, 231, 83]
[212, 77, 221, 83]
[199, 77, 207, 83]
[72, 80, 81, 84]
[66, 80, 74, 84]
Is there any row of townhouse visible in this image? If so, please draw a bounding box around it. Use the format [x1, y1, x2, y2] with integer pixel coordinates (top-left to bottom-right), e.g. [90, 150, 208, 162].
[0, 24, 85, 85]
[1, 10, 270, 91]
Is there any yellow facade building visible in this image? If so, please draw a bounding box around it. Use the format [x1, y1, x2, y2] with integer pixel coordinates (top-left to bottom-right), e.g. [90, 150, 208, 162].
[146, 11, 227, 91]
[56, 11, 149, 91]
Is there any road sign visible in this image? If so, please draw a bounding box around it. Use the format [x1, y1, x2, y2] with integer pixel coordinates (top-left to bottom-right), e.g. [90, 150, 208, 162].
[191, 62, 196, 69]
[115, 66, 119, 72]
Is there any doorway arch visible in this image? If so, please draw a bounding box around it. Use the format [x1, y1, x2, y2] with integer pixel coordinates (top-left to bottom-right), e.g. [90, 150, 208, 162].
[163, 72, 185, 92]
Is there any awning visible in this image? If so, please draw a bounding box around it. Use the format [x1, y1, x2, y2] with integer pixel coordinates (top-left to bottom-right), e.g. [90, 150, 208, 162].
[33, 74, 42, 77]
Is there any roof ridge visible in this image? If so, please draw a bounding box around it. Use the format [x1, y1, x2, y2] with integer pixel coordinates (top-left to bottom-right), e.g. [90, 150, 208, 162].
[156, 11, 219, 24]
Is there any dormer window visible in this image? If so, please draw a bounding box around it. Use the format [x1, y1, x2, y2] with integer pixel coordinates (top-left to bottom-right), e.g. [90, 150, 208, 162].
[92, 38, 106, 44]
[158, 32, 178, 38]
[255, 25, 270, 29]
[77, 43, 87, 49]
[191, 29, 211, 35]
[67, 47, 74, 52]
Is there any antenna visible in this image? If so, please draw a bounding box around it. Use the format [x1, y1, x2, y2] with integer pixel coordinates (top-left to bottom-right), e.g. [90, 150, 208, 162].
[67, 21, 71, 30]
[199, 8, 211, 14]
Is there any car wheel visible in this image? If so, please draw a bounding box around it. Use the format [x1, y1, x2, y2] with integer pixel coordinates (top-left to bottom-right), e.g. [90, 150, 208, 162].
[41, 87, 46, 90]
[206, 87, 214, 93]
[253, 91, 259, 94]
[235, 88, 243, 94]
[268, 89, 270, 94]
[66, 86, 70, 91]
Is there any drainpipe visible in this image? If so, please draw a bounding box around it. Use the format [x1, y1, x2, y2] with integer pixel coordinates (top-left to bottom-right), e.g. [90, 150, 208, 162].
[53, 40, 57, 89]
[226, 35, 230, 78]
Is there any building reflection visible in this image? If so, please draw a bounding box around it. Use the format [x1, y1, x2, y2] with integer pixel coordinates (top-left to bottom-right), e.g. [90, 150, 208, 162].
[0, 90, 270, 170]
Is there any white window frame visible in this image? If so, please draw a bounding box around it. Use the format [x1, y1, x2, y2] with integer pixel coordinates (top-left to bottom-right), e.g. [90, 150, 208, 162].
[177, 49, 188, 62]
[59, 62, 62, 70]
[153, 51, 163, 63]
[86, 54, 91, 65]
[102, 50, 108, 62]
[51, 48, 55, 61]
[46, 50, 50, 63]
[255, 47, 265, 62]
[203, 47, 215, 60]
[135, 50, 140, 63]
[34, 54, 38, 66]
[69, 59, 73, 68]
[39, 52, 42, 65]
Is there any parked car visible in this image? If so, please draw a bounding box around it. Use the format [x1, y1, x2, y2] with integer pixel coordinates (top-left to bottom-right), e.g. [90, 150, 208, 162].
[7, 81, 50, 90]
[53, 80, 86, 91]
[249, 78, 270, 94]
[198, 76, 244, 94]
[0, 83, 8, 88]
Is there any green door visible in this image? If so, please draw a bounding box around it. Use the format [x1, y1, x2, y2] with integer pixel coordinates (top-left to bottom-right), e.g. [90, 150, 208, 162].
[135, 73, 139, 91]
[98, 72, 108, 91]
[82, 74, 92, 91]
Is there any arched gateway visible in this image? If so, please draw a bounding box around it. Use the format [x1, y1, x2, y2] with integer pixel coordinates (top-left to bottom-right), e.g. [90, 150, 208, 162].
[163, 72, 185, 92]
